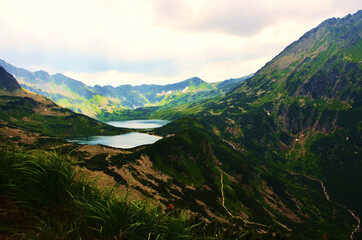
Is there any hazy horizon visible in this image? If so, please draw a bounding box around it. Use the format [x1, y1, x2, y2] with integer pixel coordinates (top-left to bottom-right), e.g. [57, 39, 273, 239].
[0, 0, 360, 86]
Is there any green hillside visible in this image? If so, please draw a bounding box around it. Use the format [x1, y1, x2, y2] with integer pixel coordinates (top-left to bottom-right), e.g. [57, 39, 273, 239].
[0, 67, 128, 138]
[196, 10, 362, 219]
[2, 144, 276, 239]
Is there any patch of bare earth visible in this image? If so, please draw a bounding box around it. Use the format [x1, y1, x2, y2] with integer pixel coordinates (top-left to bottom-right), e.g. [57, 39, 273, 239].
[0, 126, 40, 144]
[109, 155, 172, 204]
[134, 155, 171, 183]
[260, 180, 302, 223]
[77, 144, 131, 157]
[76, 166, 117, 189]
[195, 199, 229, 223]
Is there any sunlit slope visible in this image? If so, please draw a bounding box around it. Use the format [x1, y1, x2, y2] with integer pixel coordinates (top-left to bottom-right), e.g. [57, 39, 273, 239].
[0, 67, 128, 137]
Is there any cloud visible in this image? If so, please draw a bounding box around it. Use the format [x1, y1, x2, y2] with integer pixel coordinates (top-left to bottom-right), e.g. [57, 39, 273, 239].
[65, 70, 184, 87]
[150, 0, 361, 36]
[0, 0, 360, 86]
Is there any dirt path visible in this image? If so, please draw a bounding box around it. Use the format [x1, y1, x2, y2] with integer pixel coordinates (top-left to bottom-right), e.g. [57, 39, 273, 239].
[220, 172, 237, 218]
[219, 171, 268, 228]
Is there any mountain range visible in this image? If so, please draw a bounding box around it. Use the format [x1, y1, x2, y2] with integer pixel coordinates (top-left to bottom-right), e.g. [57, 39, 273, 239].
[0, 10, 361, 240]
[0, 59, 251, 119]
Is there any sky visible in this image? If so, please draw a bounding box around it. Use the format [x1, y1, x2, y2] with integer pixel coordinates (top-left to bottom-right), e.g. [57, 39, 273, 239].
[0, 0, 360, 86]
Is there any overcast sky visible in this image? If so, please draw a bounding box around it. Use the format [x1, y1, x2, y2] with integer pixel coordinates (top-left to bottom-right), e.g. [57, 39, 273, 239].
[0, 0, 360, 86]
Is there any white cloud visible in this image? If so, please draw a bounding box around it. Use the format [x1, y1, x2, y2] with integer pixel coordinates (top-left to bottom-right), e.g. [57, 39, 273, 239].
[65, 70, 183, 87]
[0, 0, 360, 86]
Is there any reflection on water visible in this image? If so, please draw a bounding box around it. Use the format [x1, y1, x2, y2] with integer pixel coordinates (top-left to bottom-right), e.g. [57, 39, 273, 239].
[67, 119, 169, 149]
[67, 132, 162, 149]
[105, 119, 170, 129]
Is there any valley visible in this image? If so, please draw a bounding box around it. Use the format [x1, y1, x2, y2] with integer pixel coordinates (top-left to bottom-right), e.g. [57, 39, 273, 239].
[0, 9, 361, 240]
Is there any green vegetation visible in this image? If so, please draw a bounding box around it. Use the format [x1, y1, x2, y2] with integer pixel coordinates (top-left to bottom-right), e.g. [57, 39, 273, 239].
[101, 119, 355, 239]
[96, 87, 242, 121]
[1, 144, 272, 239]
[0, 94, 129, 137]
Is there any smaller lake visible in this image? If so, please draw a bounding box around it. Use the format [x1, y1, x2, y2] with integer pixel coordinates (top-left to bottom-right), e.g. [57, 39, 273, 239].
[67, 132, 162, 149]
[67, 119, 169, 149]
[105, 119, 170, 129]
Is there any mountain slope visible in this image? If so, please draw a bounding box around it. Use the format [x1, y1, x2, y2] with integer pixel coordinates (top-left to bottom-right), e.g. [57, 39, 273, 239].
[229, 10, 361, 103]
[182, 10, 361, 227]
[203, 10, 362, 217]
[0, 66, 21, 92]
[0, 60, 124, 117]
[0, 67, 128, 138]
[81, 117, 355, 239]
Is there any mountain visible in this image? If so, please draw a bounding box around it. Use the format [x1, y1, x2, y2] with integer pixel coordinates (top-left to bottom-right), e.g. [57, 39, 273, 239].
[0, 66, 21, 93]
[196, 10, 362, 218]
[96, 76, 252, 121]
[92, 76, 217, 109]
[0, 60, 123, 117]
[87, 11, 361, 239]
[0, 59, 250, 119]
[0, 67, 128, 139]
[212, 74, 254, 90]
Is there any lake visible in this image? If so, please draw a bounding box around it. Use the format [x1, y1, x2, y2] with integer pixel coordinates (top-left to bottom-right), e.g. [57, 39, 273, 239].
[104, 119, 170, 129]
[67, 119, 169, 149]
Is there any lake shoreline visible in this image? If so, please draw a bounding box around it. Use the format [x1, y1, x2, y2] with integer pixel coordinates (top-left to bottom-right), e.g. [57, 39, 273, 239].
[67, 119, 170, 149]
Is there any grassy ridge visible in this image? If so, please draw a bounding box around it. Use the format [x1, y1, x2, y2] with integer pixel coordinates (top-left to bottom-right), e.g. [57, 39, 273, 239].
[0, 144, 281, 239]
[0, 94, 129, 138]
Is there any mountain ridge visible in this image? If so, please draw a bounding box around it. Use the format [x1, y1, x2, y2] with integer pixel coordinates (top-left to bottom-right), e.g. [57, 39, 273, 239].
[0, 59, 251, 118]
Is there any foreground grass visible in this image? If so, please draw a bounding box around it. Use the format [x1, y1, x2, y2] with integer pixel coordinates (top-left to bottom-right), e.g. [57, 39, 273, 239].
[0, 144, 277, 240]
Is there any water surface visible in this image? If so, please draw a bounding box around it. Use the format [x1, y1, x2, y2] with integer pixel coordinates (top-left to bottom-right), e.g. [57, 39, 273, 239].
[67, 119, 169, 149]
[105, 119, 170, 129]
[68, 132, 162, 149]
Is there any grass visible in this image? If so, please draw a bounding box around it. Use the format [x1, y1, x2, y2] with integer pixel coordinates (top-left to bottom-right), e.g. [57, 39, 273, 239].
[0, 144, 267, 240]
